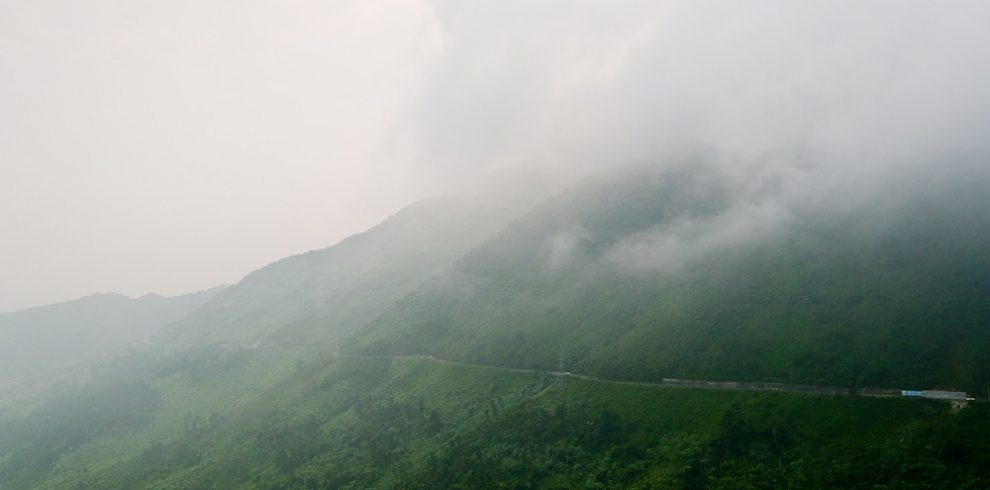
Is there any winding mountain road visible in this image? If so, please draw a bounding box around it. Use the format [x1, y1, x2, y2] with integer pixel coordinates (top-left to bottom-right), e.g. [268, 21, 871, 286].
[259, 346, 972, 403]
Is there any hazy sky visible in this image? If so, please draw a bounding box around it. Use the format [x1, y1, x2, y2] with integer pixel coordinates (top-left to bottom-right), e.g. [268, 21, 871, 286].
[3, 1, 989, 312]
[1, 1, 443, 312]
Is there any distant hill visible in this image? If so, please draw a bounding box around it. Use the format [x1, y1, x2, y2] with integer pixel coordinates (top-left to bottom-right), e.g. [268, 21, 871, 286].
[0, 288, 223, 381]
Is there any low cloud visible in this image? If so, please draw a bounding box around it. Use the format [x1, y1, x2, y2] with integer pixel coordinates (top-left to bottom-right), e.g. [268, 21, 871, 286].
[397, 1, 990, 198]
[546, 224, 592, 269]
[606, 196, 792, 273]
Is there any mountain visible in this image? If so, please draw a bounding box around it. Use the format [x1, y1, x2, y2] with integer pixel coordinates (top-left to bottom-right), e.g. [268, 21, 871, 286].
[151, 167, 560, 350]
[346, 163, 990, 392]
[0, 288, 223, 382]
[3, 162, 990, 488]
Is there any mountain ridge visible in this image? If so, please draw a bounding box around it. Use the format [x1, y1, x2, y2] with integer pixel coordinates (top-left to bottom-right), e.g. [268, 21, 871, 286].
[0, 286, 225, 382]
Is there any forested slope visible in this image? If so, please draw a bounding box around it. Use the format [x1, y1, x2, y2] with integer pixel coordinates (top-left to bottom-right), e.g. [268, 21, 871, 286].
[9, 354, 988, 489]
[4, 163, 990, 488]
[153, 169, 555, 349]
[348, 164, 990, 392]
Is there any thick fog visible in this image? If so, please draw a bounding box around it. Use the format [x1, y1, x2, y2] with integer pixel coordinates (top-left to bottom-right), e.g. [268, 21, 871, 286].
[3, 1, 989, 311]
[403, 2, 990, 181]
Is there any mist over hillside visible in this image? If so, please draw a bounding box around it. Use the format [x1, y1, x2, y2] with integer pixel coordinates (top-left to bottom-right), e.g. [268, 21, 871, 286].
[346, 161, 990, 391]
[150, 166, 560, 350]
[2, 160, 990, 488]
[0, 287, 222, 381]
[4, 1, 990, 488]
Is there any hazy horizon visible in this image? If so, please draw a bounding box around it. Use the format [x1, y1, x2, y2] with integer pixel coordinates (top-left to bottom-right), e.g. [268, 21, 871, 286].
[3, 0, 989, 312]
[1, 1, 446, 312]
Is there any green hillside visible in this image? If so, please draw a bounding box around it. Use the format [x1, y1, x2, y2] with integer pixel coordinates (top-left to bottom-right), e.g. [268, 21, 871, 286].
[6, 353, 988, 489]
[0, 344, 314, 489]
[347, 164, 990, 392]
[152, 169, 556, 350]
[3, 163, 990, 488]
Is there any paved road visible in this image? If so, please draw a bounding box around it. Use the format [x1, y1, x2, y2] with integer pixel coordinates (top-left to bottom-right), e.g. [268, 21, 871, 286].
[213, 344, 981, 403]
[259, 347, 966, 402]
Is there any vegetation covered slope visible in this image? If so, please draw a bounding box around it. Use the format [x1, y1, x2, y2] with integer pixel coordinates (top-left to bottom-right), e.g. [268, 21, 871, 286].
[347, 164, 990, 392]
[4, 162, 990, 488]
[8, 354, 989, 489]
[0, 288, 223, 382]
[153, 169, 556, 350]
